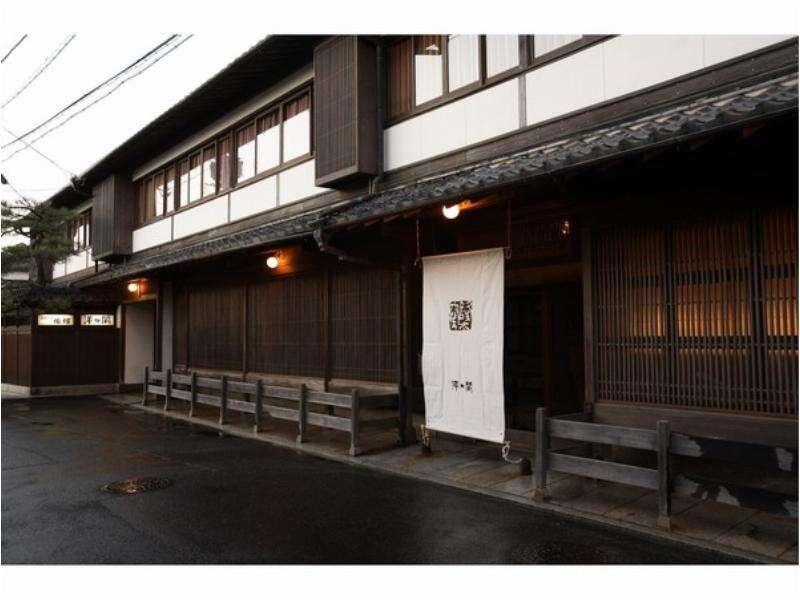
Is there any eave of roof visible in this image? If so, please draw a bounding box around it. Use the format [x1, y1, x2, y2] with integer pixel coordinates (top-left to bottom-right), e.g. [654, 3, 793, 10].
[72, 71, 798, 288]
[48, 35, 324, 208]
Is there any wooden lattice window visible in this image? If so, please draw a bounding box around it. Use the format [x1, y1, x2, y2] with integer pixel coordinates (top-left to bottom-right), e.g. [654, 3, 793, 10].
[591, 206, 797, 416]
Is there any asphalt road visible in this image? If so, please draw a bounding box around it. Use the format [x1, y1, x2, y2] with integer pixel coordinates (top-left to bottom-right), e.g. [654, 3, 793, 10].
[2, 396, 745, 564]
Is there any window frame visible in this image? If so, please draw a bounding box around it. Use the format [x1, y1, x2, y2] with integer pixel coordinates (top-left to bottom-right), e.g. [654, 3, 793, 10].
[67, 209, 92, 253]
[384, 34, 611, 127]
[132, 83, 313, 228]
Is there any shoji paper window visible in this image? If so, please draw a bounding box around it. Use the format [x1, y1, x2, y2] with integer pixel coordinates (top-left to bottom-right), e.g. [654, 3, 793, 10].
[178, 159, 189, 207]
[188, 153, 201, 203]
[415, 35, 444, 105]
[165, 166, 175, 213]
[217, 135, 231, 192]
[486, 35, 520, 77]
[236, 124, 256, 183]
[534, 35, 581, 58]
[154, 172, 165, 217]
[282, 93, 311, 162]
[201, 145, 217, 198]
[257, 111, 280, 173]
[447, 35, 480, 91]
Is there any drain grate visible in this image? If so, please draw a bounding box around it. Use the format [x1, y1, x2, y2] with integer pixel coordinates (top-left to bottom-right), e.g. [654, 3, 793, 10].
[101, 476, 173, 495]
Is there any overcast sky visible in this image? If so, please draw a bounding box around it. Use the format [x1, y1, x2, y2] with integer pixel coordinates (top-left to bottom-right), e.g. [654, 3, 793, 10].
[0, 32, 265, 246]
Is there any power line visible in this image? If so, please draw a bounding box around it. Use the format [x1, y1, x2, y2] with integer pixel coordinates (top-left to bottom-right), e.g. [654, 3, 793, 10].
[1, 34, 27, 64]
[2, 35, 75, 108]
[0, 174, 28, 203]
[1, 34, 178, 151]
[2, 126, 77, 179]
[2, 35, 193, 163]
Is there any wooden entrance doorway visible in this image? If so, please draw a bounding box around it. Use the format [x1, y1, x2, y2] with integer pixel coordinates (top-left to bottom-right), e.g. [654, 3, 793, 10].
[504, 282, 584, 430]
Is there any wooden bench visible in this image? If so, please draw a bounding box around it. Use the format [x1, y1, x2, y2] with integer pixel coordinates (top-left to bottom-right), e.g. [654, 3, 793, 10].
[142, 367, 399, 456]
[533, 407, 798, 529]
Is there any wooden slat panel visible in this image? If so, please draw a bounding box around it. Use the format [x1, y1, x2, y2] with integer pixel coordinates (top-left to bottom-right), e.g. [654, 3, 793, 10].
[170, 388, 192, 401]
[306, 412, 351, 432]
[263, 385, 301, 400]
[264, 404, 299, 422]
[548, 452, 659, 490]
[171, 373, 192, 384]
[227, 398, 255, 414]
[306, 389, 351, 407]
[548, 418, 658, 451]
[196, 392, 221, 407]
[227, 380, 257, 395]
[196, 376, 223, 390]
[147, 385, 165, 395]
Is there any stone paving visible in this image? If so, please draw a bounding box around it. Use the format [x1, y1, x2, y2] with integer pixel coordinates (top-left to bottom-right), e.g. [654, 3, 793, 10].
[101, 392, 798, 564]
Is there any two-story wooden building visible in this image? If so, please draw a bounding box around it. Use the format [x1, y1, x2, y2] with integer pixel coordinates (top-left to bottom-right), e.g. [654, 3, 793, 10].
[4, 34, 797, 450]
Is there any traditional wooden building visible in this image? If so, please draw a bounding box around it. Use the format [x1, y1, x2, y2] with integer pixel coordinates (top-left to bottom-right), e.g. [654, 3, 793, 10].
[3, 35, 797, 452]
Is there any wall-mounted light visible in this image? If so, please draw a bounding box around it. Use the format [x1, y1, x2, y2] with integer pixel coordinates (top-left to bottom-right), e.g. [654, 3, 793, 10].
[442, 203, 461, 220]
[266, 255, 279, 269]
[126, 281, 140, 294]
[560, 218, 571, 237]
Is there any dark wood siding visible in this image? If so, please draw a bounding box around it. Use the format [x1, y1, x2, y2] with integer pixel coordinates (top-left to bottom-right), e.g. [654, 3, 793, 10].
[2, 326, 32, 386]
[173, 263, 399, 383]
[386, 38, 413, 120]
[330, 265, 398, 382]
[186, 285, 244, 371]
[248, 273, 326, 377]
[591, 205, 797, 416]
[313, 36, 377, 187]
[92, 174, 135, 260]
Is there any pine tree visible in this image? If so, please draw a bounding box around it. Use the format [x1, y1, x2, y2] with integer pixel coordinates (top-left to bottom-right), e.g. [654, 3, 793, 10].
[1, 195, 76, 319]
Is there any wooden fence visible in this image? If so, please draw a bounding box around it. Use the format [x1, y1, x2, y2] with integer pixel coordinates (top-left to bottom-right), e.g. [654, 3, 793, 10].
[143, 367, 399, 456]
[534, 407, 797, 529]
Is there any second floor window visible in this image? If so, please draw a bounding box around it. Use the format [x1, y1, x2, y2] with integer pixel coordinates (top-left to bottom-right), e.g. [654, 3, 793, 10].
[236, 124, 256, 183]
[67, 210, 91, 251]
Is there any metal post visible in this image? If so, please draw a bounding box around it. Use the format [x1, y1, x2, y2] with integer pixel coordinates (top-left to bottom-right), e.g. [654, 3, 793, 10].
[163, 369, 172, 411]
[349, 389, 361, 456]
[533, 407, 549, 501]
[657, 420, 672, 530]
[253, 379, 263, 433]
[218, 374, 228, 425]
[189, 372, 197, 417]
[142, 366, 149, 406]
[296, 384, 307, 443]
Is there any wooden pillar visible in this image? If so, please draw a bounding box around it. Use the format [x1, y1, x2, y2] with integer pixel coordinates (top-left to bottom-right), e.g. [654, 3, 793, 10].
[349, 389, 361, 456]
[218, 374, 228, 425]
[396, 270, 409, 445]
[533, 407, 549, 500]
[296, 383, 307, 443]
[189, 371, 197, 417]
[163, 369, 172, 411]
[253, 379, 263, 433]
[581, 228, 596, 412]
[657, 420, 672, 530]
[142, 366, 149, 406]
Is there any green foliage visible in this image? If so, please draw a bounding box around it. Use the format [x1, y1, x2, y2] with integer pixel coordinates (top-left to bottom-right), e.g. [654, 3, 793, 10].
[1, 196, 76, 317]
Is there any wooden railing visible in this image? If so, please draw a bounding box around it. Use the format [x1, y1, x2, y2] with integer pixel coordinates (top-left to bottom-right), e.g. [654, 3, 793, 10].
[534, 408, 798, 529]
[143, 367, 399, 456]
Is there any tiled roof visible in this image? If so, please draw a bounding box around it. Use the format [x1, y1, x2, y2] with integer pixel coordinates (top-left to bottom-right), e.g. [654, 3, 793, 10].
[74, 72, 798, 287]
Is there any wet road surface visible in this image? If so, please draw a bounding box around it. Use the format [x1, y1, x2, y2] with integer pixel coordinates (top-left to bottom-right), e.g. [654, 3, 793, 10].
[1, 396, 746, 564]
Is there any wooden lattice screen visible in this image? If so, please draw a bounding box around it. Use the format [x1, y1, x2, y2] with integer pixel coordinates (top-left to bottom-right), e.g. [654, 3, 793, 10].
[591, 205, 797, 416]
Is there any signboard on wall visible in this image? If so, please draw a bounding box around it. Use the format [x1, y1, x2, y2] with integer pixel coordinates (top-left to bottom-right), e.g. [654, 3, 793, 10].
[37, 314, 74, 326]
[422, 248, 505, 443]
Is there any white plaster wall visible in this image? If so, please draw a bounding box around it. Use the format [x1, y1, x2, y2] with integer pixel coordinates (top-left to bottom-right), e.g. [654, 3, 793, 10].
[229, 175, 277, 222]
[282, 110, 311, 162]
[65, 250, 88, 275]
[124, 301, 155, 384]
[52, 260, 67, 279]
[172, 195, 228, 241]
[384, 78, 520, 170]
[278, 159, 326, 206]
[132, 218, 172, 253]
[526, 35, 792, 126]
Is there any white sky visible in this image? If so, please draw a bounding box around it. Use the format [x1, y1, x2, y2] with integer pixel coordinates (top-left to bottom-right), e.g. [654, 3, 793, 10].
[0, 32, 266, 246]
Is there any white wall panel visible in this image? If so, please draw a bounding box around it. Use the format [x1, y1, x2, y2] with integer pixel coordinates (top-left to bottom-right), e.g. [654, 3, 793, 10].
[703, 35, 792, 66]
[172, 195, 228, 241]
[256, 126, 280, 173]
[486, 35, 520, 77]
[384, 78, 519, 171]
[278, 159, 326, 206]
[282, 110, 310, 161]
[464, 79, 520, 146]
[602, 35, 705, 100]
[132, 218, 172, 253]
[534, 34, 582, 57]
[526, 43, 605, 125]
[52, 260, 67, 279]
[415, 54, 443, 105]
[229, 175, 277, 222]
[65, 250, 88, 275]
[448, 35, 480, 91]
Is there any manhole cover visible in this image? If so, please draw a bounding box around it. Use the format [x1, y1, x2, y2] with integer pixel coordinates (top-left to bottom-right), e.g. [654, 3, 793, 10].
[101, 477, 174, 495]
